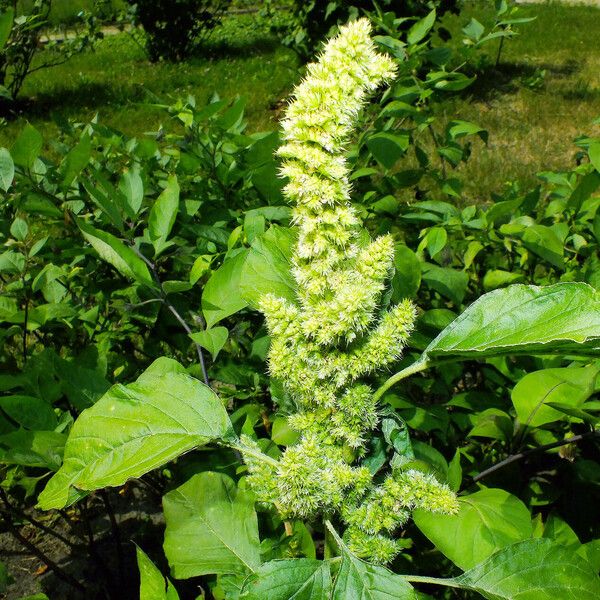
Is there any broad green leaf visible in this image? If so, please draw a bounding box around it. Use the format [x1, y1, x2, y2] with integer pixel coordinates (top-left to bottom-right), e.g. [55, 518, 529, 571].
[11, 124, 42, 169]
[367, 132, 410, 170]
[483, 269, 525, 291]
[0, 147, 14, 192]
[77, 219, 153, 286]
[0, 8, 14, 50]
[148, 175, 179, 256]
[421, 263, 469, 306]
[239, 226, 297, 309]
[450, 538, 600, 599]
[163, 472, 260, 578]
[521, 225, 564, 270]
[61, 134, 91, 188]
[511, 365, 599, 428]
[391, 244, 421, 301]
[0, 395, 57, 431]
[0, 430, 65, 471]
[10, 217, 28, 241]
[38, 359, 233, 510]
[414, 488, 532, 570]
[202, 250, 249, 328]
[119, 166, 144, 218]
[137, 546, 180, 600]
[424, 227, 447, 259]
[189, 326, 228, 361]
[424, 283, 600, 359]
[332, 547, 416, 599]
[240, 559, 331, 600]
[407, 9, 436, 45]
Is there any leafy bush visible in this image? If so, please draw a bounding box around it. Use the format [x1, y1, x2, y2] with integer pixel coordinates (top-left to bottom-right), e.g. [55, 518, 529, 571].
[0, 0, 100, 105]
[269, 0, 461, 59]
[124, 0, 231, 61]
[1, 6, 600, 599]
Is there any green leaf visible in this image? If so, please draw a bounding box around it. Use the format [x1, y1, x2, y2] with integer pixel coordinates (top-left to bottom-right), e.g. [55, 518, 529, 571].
[202, 250, 249, 328]
[240, 226, 297, 309]
[521, 225, 564, 270]
[11, 124, 42, 169]
[391, 244, 421, 301]
[77, 219, 153, 286]
[0, 8, 14, 51]
[0, 147, 14, 192]
[61, 134, 91, 188]
[119, 166, 144, 218]
[407, 9, 436, 45]
[511, 365, 599, 428]
[10, 217, 28, 241]
[239, 559, 331, 600]
[148, 175, 179, 256]
[332, 547, 417, 599]
[450, 538, 600, 599]
[0, 395, 57, 431]
[424, 283, 600, 360]
[37, 358, 233, 510]
[414, 488, 532, 570]
[482, 269, 525, 291]
[137, 546, 180, 600]
[463, 17, 485, 42]
[421, 264, 469, 306]
[189, 326, 228, 361]
[424, 227, 447, 259]
[0, 430, 65, 471]
[367, 132, 410, 170]
[163, 472, 260, 578]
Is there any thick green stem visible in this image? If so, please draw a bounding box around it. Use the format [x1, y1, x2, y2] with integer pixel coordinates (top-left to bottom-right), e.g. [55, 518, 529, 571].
[373, 357, 431, 402]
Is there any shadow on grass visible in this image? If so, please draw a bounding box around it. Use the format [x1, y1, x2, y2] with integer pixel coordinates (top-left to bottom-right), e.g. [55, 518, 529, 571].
[195, 35, 282, 60]
[2, 81, 149, 121]
[462, 59, 581, 101]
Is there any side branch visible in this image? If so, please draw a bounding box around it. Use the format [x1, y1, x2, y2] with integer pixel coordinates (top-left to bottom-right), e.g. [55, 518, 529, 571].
[473, 429, 600, 482]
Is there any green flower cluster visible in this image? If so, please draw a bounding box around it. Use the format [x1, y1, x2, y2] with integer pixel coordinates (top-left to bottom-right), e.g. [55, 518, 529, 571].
[240, 18, 458, 563]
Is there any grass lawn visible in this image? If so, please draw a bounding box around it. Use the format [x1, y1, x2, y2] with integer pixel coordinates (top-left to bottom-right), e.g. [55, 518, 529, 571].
[1, 2, 599, 201]
[0, 14, 300, 147]
[438, 1, 600, 200]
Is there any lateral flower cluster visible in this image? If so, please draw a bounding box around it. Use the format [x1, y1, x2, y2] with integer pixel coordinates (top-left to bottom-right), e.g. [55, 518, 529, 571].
[240, 18, 458, 563]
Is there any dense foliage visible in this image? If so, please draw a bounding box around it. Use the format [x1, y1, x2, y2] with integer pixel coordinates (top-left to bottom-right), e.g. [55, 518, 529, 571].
[0, 0, 100, 104]
[0, 3, 600, 599]
[124, 0, 231, 61]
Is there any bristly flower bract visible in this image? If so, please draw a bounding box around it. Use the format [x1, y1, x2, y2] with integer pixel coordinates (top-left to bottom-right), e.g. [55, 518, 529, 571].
[240, 17, 458, 564]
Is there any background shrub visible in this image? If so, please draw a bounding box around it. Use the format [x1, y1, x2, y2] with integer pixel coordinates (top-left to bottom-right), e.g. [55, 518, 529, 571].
[125, 0, 231, 62]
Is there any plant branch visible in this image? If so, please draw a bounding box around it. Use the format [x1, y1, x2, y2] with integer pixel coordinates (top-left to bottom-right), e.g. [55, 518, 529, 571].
[373, 357, 430, 402]
[402, 574, 461, 588]
[0, 489, 79, 550]
[0, 510, 85, 593]
[129, 243, 210, 386]
[473, 429, 600, 482]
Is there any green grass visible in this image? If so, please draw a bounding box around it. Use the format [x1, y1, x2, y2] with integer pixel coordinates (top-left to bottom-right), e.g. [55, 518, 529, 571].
[437, 1, 600, 200]
[1, 3, 600, 201]
[0, 14, 300, 147]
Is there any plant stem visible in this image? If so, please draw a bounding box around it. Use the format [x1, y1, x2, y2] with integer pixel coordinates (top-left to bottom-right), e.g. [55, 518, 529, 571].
[373, 357, 430, 402]
[0, 489, 79, 550]
[0, 510, 85, 593]
[100, 491, 125, 589]
[403, 574, 461, 588]
[473, 429, 600, 482]
[129, 243, 210, 386]
[232, 443, 279, 468]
